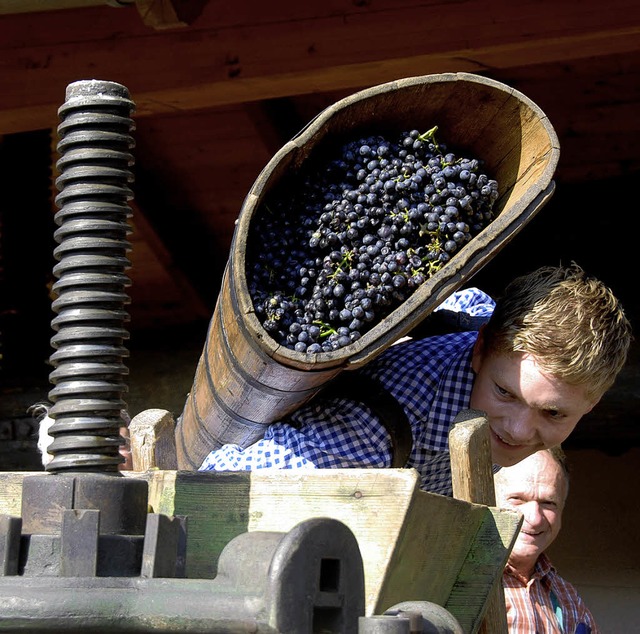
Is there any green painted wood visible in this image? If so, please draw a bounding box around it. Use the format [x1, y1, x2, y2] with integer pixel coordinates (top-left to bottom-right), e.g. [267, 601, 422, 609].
[143, 468, 521, 622]
[445, 507, 522, 633]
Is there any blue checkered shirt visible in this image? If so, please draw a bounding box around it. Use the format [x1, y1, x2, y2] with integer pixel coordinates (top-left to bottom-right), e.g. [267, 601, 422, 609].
[199, 288, 495, 496]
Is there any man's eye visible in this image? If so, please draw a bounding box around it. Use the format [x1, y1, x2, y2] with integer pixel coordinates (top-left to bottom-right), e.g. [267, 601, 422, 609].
[496, 385, 510, 397]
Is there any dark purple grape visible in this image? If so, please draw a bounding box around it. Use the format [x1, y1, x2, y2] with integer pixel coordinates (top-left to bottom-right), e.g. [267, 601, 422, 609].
[246, 126, 498, 353]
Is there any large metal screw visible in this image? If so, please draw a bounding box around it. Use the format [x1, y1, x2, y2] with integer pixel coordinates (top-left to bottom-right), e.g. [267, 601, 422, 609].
[47, 79, 135, 473]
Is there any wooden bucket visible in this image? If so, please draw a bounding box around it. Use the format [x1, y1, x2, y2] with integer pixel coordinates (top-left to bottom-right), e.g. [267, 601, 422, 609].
[176, 72, 560, 469]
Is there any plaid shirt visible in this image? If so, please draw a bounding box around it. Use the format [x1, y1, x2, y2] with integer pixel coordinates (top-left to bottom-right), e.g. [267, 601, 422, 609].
[503, 553, 600, 633]
[199, 288, 495, 496]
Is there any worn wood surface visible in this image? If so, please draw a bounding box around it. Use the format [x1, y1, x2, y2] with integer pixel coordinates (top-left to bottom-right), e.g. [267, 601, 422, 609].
[2, 405, 520, 631]
[132, 406, 520, 633]
[176, 262, 344, 467]
[233, 73, 559, 371]
[450, 411, 522, 634]
[129, 408, 178, 471]
[450, 410, 497, 506]
[1, 1, 639, 134]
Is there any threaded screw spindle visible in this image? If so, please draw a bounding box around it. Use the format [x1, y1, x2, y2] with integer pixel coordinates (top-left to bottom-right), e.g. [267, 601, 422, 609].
[47, 80, 135, 473]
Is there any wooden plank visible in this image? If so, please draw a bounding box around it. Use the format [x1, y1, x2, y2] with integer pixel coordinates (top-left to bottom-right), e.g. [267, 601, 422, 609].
[145, 468, 521, 626]
[0, 473, 28, 517]
[450, 410, 496, 506]
[449, 411, 521, 634]
[2, 0, 637, 49]
[371, 483, 498, 618]
[125, 402, 515, 626]
[449, 410, 503, 634]
[129, 408, 178, 471]
[445, 506, 521, 634]
[1, 1, 639, 133]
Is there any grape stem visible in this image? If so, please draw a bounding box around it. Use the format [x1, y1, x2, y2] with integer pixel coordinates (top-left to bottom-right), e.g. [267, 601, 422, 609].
[313, 320, 336, 339]
[329, 251, 353, 278]
[418, 126, 440, 151]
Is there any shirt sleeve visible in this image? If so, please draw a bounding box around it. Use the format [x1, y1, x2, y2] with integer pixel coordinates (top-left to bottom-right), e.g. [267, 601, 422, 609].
[434, 287, 495, 317]
[199, 396, 393, 472]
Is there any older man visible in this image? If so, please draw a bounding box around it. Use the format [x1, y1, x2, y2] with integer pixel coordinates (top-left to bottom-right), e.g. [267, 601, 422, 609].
[495, 448, 599, 633]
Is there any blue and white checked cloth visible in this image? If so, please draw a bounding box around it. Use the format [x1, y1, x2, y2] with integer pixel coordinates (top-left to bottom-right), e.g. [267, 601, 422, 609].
[200, 288, 496, 496]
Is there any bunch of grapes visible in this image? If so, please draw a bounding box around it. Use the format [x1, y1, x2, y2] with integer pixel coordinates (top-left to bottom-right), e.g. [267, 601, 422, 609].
[246, 127, 499, 354]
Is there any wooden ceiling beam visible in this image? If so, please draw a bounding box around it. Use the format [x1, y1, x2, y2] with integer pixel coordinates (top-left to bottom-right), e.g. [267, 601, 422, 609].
[243, 99, 306, 157]
[1, 1, 639, 134]
[135, 0, 208, 30]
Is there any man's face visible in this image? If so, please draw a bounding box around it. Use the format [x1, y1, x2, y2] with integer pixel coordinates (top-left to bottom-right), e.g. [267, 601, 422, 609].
[494, 451, 567, 563]
[470, 336, 597, 467]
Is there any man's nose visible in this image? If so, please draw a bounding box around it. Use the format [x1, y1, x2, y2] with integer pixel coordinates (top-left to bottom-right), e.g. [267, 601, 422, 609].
[506, 408, 538, 443]
[522, 501, 545, 527]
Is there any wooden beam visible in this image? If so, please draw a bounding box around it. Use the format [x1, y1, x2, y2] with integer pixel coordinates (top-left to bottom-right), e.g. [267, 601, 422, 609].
[0, 0, 119, 14]
[135, 0, 208, 30]
[129, 408, 178, 471]
[243, 99, 305, 157]
[0, 0, 639, 133]
[128, 200, 212, 322]
[449, 410, 516, 634]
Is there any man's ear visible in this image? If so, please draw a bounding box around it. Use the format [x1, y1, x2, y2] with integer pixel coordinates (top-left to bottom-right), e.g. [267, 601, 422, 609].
[584, 396, 601, 415]
[471, 325, 485, 373]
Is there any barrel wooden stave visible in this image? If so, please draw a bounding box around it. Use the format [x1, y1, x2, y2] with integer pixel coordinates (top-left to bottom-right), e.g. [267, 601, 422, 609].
[177, 264, 343, 468]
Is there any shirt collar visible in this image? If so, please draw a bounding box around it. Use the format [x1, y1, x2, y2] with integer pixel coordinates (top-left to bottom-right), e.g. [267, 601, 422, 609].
[505, 552, 557, 585]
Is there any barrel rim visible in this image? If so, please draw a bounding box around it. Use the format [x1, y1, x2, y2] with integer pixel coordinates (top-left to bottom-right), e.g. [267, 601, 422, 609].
[231, 72, 560, 371]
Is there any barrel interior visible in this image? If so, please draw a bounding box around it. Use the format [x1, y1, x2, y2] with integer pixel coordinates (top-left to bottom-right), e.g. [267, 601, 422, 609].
[232, 72, 559, 370]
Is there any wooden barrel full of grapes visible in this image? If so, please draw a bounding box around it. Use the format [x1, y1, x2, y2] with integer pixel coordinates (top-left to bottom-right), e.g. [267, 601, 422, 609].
[175, 72, 560, 470]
